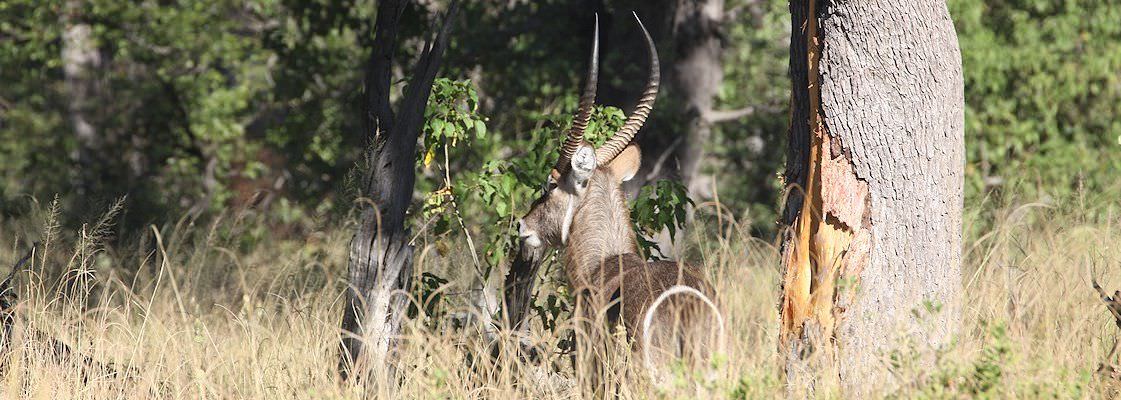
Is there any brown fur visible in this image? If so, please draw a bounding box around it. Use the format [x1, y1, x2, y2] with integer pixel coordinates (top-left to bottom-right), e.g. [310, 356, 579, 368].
[520, 144, 721, 370]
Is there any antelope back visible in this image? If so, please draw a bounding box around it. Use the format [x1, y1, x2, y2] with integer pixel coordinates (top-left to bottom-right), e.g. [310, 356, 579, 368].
[575, 254, 723, 377]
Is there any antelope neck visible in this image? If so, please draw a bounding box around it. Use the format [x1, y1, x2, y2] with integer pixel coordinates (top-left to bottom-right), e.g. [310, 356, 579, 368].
[563, 171, 638, 285]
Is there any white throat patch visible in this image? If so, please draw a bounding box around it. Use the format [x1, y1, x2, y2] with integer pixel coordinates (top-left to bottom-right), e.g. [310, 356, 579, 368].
[560, 195, 577, 244]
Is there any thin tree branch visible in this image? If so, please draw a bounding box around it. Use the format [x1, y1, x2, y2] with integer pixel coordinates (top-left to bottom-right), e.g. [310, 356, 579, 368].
[1092, 271, 1121, 328]
[699, 103, 780, 122]
[644, 135, 683, 182]
[703, 107, 754, 123]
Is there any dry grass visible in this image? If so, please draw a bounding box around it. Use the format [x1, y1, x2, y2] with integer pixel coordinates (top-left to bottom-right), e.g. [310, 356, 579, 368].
[0, 190, 1119, 399]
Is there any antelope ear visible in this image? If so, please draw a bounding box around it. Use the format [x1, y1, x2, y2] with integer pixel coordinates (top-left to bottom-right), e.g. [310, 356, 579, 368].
[607, 144, 641, 182]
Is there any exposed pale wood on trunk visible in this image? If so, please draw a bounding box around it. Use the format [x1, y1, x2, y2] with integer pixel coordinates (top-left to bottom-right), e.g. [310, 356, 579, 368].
[779, 0, 964, 395]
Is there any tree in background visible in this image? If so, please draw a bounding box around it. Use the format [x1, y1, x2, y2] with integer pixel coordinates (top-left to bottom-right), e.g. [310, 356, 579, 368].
[577, 0, 792, 240]
[777, 0, 964, 395]
[1, 0, 337, 227]
[61, 0, 102, 199]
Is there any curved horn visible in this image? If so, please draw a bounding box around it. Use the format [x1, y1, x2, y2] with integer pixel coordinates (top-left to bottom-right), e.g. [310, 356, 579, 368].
[596, 11, 659, 165]
[556, 14, 600, 174]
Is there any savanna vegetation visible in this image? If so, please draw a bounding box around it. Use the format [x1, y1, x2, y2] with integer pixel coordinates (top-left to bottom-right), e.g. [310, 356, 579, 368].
[0, 0, 1119, 398]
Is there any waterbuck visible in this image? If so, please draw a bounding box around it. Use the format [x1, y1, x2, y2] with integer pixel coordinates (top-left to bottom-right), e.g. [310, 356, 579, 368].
[517, 13, 724, 379]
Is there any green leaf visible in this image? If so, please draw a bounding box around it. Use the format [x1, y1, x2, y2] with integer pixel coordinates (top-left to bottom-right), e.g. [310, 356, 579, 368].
[431, 119, 446, 139]
[474, 119, 487, 138]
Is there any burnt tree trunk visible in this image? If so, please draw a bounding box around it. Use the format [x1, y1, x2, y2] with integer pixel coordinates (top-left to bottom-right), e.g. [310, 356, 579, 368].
[338, 0, 459, 383]
[778, 0, 964, 395]
[501, 243, 545, 331]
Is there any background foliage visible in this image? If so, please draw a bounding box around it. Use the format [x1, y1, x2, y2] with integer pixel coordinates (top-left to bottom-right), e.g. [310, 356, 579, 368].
[951, 0, 1121, 200]
[1, 0, 1118, 238]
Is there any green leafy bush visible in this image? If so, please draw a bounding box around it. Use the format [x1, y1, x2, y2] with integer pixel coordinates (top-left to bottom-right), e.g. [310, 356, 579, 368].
[951, 0, 1121, 199]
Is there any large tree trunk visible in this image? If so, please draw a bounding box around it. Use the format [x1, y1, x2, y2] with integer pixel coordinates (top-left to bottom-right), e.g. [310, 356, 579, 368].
[338, 0, 459, 384]
[778, 0, 964, 396]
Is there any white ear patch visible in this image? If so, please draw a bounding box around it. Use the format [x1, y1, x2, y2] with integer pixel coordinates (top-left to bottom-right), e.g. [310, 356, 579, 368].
[571, 146, 596, 183]
[619, 166, 638, 182]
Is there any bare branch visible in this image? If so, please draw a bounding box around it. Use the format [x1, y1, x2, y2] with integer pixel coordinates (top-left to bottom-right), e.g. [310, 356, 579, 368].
[643, 136, 683, 182]
[702, 106, 756, 123]
[1092, 273, 1121, 329]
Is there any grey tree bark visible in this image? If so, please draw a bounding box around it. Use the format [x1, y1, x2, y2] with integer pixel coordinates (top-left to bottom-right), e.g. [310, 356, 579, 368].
[778, 0, 964, 396]
[665, 0, 725, 201]
[338, 0, 459, 384]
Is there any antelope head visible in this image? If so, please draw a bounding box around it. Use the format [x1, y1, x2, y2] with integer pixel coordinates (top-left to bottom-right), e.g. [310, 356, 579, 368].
[517, 12, 659, 254]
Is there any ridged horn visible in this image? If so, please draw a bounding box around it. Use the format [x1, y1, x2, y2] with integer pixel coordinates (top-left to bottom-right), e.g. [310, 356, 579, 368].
[556, 14, 600, 174]
[596, 11, 659, 166]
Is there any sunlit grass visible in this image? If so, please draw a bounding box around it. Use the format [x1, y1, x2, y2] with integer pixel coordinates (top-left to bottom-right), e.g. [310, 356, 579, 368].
[0, 187, 1118, 398]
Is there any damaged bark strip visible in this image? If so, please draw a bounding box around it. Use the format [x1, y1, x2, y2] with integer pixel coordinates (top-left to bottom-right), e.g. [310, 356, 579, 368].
[779, 0, 964, 395]
[779, 0, 871, 391]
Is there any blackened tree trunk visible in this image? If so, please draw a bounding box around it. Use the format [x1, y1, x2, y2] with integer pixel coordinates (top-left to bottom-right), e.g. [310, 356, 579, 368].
[777, 0, 964, 395]
[338, 0, 459, 383]
[501, 243, 545, 331]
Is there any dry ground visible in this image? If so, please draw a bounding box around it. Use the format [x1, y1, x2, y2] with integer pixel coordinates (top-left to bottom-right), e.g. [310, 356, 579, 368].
[0, 191, 1119, 399]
